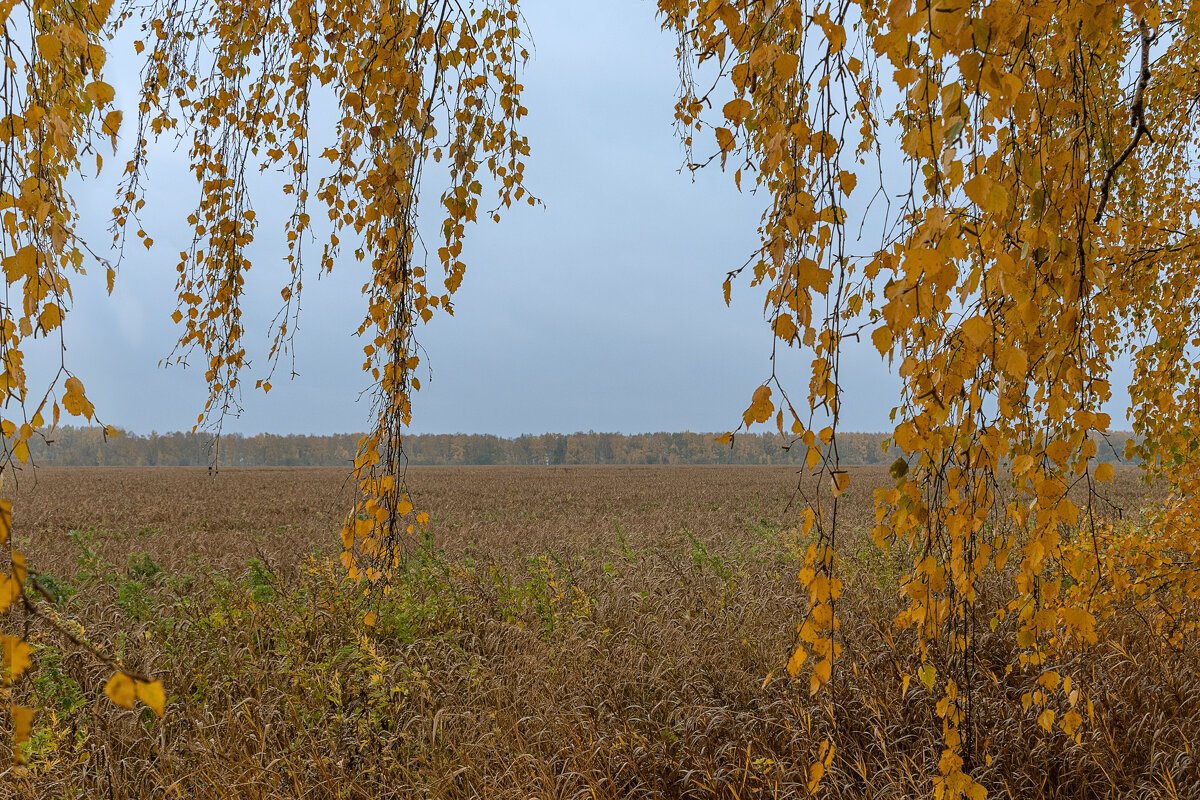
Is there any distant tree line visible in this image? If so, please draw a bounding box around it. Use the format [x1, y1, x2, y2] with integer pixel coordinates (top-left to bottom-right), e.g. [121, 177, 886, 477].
[13, 427, 1138, 468]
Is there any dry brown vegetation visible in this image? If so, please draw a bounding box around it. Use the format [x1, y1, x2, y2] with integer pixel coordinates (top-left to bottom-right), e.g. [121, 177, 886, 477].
[1, 465, 1196, 798]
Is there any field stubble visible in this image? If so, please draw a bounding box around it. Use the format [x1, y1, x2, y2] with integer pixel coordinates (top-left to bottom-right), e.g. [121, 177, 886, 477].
[1, 465, 1195, 798]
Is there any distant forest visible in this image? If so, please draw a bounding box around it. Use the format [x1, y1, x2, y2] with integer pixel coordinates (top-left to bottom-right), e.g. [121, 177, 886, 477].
[16, 427, 1137, 468]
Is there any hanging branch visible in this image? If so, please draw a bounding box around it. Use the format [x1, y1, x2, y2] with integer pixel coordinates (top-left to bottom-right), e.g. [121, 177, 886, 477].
[1093, 18, 1153, 223]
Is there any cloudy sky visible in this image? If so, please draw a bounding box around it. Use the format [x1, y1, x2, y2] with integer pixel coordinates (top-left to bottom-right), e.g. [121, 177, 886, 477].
[36, 0, 1127, 437]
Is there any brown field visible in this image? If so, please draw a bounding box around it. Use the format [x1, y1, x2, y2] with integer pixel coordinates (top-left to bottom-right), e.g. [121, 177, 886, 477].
[2, 465, 1195, 798]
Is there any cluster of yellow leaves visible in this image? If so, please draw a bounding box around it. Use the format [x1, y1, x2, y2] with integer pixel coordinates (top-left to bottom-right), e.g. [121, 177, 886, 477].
[113, 0, 534, 581]
[662, 0, 1200, 795]
[0, 494, 163, 764]
[0, 0, 533, 754]
[103, 672, 165, 717]
[0, 486, 36, 762]
[0, 0, 154, 759]
[0, 0, 117, 466]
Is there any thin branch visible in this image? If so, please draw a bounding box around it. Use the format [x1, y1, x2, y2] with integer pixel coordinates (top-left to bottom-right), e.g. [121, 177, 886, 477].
[1093, 18, 1153, 223]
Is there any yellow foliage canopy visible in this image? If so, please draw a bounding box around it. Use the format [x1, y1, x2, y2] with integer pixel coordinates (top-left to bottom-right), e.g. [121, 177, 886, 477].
[660, 0, 1200, 794]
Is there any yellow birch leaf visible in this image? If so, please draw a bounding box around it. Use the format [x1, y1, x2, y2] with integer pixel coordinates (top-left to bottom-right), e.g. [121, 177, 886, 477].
[964, 174, 1009, 214]
[960, 315, 990, 348]
[808, 759, 825, 793]
[773, 313, 798, 341]
[135, 679, 166, 716]
[85, 81, 116, 107]
[786, 645, 807, 676]
[38, 304, 63, 331]
[0, 498, 10, 544]
[918, 662, 936, 690]
[826, 24, 846, 53]
[872, 325, 893, 356]
[103, 110, 123, 138]
[104, 673, 136, 709]
[747, 385, 774, 425]
[11, 550, 24, 585]
[811, 657, 832, 693]
[1011, 454, 1035, 476]
[838, 170, 857, 195]
[1095, 462, 1114, 482]
[774, 52, 799, 79]
[363, 611, 377, 627]
[35, 33, 61, 58]
[722, 98, 752, 124]
[12, 704, 32, 739]
[2, 635, 31, 684]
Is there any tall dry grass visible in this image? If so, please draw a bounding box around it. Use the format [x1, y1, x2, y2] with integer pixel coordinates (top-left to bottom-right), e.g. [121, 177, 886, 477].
[1, 466, 1195, 798]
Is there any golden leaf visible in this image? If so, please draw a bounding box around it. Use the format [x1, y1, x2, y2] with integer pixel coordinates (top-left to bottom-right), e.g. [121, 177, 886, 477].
[960, 316, 990, 348]
[85, 80, 116, 107]
[103, 109, 122, 138]
[0, 576, 13, 613]
[773, 313, 798, 342]
[918, 663, 936, 690]
[811, 657, 832, 692]
[11, 704, 32, 763]
[871, 325, 893, 356]
[10, 550, 25, 586]
[722, 98, 752, 124]
[774, 52, 799, 79]
[1, 635, 31, 685]
[135, 679, 166, 716]
[104, 673, 136, 709]
[786, 645, 807, 676]
[743, 385, 774, 427]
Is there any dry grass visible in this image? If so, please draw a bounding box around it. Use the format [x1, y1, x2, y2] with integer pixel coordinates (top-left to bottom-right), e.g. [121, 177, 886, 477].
[1, 465, 1195, 798]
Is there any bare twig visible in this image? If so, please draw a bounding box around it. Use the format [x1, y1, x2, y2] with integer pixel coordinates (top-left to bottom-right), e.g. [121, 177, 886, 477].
[1093, 19, 1153, 223]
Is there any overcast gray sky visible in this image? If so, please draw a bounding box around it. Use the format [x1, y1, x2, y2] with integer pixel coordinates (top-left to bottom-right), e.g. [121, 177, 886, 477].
[33, 0, 1127, 437]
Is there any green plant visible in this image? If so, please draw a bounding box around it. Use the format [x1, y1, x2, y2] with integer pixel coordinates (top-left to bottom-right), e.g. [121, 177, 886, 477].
[244, 559, 276, 605]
